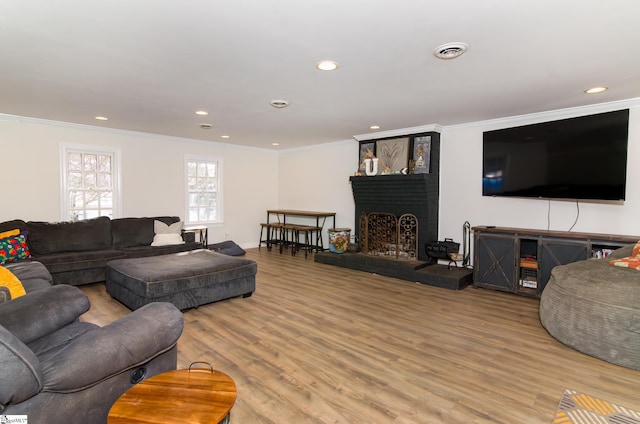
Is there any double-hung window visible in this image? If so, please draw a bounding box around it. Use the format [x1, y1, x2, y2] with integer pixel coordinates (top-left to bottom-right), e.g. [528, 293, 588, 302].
[185, 156, 222, 224]
[61, 144, 120, 221]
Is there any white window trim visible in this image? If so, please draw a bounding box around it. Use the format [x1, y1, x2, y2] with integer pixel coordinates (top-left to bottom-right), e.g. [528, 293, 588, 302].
[60, 143, 122, 220]
[184, 154, 224, 225]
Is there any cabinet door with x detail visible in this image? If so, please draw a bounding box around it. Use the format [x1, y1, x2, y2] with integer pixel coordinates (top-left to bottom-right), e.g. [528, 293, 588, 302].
[473, 233, 517, 292]
[538, 238, 589, 294]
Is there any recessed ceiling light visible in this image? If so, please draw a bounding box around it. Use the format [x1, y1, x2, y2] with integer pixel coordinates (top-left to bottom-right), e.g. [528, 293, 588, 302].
[433, 42, 469, 60]
[585, 86, 608, 94]
[195, 110, 209, 116]
[272, 143, 280, 146]
[221, 135, 230, 139]
[316, 60, 339, 71]
[95, 116, 108, 121]
[199, 123, 213, 129]
[370, 125, 381, 130]
[269, 100, 290, 108]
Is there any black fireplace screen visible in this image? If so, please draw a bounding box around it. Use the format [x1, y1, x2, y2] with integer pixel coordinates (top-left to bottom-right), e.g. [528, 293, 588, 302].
[359, 212, 418, 260]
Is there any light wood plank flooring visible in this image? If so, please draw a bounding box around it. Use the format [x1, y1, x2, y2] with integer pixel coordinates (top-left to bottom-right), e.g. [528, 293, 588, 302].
[80, 248, 640, 423]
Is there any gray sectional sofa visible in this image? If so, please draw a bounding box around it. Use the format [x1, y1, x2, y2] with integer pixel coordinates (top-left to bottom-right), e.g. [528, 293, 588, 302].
[0, 284, 183, 424]
[0, 216, 202, 286]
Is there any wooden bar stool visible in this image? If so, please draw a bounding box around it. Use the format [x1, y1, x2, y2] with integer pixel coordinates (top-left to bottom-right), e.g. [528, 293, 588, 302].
[289, 225, 322, 259]
[258, 223, 271, 250]
[280, 224, 298, 254]
[259, 222, 284, 251]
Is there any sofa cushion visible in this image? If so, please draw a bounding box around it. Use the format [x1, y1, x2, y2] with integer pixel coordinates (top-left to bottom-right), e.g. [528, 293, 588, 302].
[0, 324, 43, 405]
[0, 231, 31, 265]
[111, 216, 179, 248]
[0, 285, 91, 345]
[0, 219, 27, 234]
[118, 242, 202, 258]
[27, 217, 112, 255]
[36, 302, 182, 392]
[28, 320, 98, 357]
[4, 261, 53, 292]
[0, 266, 26, 302]
[34, 249, 126, 274]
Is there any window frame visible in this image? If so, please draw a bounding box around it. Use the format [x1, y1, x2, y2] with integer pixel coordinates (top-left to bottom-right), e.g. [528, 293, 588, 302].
[60, 143, 122, 220]
[184, 155, 223, 225]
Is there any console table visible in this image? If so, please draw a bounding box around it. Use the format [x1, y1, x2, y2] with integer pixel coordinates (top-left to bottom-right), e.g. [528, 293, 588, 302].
[266, 209, 336, 251]
[472, 226, 639, 297]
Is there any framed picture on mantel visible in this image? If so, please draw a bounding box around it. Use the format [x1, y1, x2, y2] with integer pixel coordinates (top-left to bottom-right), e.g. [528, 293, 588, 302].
[376, 137, 410, 173]
[412, 135, 431, 174]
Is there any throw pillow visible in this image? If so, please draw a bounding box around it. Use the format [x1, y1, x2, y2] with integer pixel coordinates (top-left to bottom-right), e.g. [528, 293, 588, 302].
[0, 266, 26, 300]
[151, 220, 184, 246]
[151, 233, 185, 246]
[0, 232, 31, 265]
[609, 256, 640, 270]
[632, 240, 640, 257]
[0, 229, 19, 239]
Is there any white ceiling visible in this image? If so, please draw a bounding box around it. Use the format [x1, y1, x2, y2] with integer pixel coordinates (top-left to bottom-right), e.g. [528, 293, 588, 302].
[2, 0, 640, 149]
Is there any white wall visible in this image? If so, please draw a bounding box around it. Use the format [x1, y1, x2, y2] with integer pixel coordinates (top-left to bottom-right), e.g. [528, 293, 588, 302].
[0, 115, 278, 248]
[277, 140, 358, 247]
[439, 101, 640, 244]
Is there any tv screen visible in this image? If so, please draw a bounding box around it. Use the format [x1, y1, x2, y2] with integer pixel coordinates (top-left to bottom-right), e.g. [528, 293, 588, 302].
[482, 109, 629, 201]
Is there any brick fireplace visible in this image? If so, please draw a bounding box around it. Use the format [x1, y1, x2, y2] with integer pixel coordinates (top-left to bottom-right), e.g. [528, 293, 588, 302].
[349, 172, 439, 262]
[315, 133, 472, 289]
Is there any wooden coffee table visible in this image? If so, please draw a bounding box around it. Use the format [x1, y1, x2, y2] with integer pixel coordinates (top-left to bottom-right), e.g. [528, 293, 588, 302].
[107, 367, 237, 424]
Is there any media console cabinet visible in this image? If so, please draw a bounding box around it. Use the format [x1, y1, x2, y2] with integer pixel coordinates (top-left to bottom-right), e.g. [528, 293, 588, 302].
[472, 226, 639, 297]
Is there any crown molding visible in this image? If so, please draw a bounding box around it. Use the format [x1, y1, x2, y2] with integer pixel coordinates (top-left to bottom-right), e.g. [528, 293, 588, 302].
[444, 97, 640, 132]
[353, 124, 444, 142]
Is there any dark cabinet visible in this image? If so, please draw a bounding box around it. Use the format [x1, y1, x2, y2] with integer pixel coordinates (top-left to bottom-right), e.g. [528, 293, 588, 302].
[474, 233, 517, 292]
[537, 238, 589, 289]
[472, 226, 638, 297]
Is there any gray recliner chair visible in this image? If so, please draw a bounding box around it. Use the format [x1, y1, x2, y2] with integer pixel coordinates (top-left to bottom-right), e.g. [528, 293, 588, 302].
[0, 284, 184, 423]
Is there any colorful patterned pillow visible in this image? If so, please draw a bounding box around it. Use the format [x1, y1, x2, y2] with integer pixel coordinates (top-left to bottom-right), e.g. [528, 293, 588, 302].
[632, 240, 640, 257]
[0, 266, 26, 301]
[0, 231, 31, 265]
[609, 256, 640, 270]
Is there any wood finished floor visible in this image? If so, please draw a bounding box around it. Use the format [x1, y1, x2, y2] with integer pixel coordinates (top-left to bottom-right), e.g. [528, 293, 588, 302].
[80, 248, 640, 423]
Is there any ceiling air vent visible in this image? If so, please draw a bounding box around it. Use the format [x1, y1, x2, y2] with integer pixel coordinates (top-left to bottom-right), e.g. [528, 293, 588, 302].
[433, 42, 469, 60]
[270, 100, 290, 108]
[199, 123, 213, 129]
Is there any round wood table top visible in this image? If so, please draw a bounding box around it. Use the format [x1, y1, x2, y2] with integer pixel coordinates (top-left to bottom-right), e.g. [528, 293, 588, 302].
[107, 368, 237, 424]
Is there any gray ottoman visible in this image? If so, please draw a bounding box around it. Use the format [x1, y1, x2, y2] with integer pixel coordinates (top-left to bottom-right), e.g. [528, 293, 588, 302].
[540, 245, 640, 370]
[105, 249, 256, 310]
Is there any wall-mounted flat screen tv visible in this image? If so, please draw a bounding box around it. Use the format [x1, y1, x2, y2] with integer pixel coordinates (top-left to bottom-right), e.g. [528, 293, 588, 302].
[482, 109, 629, 201]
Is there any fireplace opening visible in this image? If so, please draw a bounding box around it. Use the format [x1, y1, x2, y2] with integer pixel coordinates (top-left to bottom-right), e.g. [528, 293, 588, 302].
[359, 212, 418, 260]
